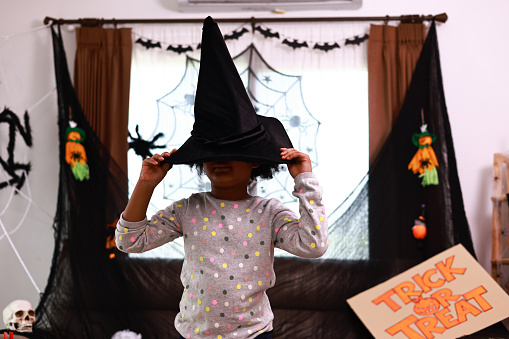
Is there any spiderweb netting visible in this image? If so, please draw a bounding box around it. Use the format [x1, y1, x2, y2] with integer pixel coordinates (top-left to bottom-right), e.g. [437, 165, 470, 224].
[131, 43, 338, 260]
[158, 44, 320, 205]
[0, 23, 57, 337]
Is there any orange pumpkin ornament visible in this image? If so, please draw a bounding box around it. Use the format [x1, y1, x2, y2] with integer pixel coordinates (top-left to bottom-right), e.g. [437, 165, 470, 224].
[105, 218, 119, 259]
[412, 222, 427, 239]
[412, 204, 427, 240]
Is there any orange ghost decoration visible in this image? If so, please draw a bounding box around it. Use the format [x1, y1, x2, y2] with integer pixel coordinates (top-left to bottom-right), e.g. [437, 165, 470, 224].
[408, 124, 439, 186]
[65, 124, 90, 181]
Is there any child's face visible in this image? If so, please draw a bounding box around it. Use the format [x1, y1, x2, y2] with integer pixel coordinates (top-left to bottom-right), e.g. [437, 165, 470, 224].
[203, 161, 259, 190]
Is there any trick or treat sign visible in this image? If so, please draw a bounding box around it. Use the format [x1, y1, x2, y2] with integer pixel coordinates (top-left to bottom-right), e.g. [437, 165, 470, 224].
[347, 244, 509, 339]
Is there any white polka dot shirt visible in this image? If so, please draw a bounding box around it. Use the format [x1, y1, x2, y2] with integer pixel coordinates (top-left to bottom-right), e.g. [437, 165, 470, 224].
[116, 172, 328, 338]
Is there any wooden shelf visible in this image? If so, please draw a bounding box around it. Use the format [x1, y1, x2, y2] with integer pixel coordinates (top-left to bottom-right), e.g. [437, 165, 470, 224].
[492, 258, 509, 265]
[491, 153, 509, 284]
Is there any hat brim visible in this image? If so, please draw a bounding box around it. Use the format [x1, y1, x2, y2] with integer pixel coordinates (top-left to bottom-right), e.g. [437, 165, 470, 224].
[164, 115, 294, 165]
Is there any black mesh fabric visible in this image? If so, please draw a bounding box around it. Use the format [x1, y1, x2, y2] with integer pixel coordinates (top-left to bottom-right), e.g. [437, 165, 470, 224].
[367, 21, 475, 263]
[28, 22, 509, 339]
[33, 25, 132, 337]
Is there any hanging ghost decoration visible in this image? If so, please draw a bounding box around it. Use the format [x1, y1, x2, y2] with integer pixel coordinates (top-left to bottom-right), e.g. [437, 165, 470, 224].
[65, 121, 90, 181]
[408, 124, 439, 186]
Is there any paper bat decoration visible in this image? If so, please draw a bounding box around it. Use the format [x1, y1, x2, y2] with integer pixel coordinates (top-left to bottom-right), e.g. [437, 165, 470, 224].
[0, 108, 32, 191]
[135, 38, 162, 49]
[167, 44, 193, 54]
[345, 34, 369, 46]
[313, 42, 340, 52]
[254, 26, 280, 39]
[224, 27, 249, 41]
[282, 39, 308, 50]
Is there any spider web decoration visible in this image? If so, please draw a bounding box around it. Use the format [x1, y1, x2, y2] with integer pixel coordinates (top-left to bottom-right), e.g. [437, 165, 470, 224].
[152, 44, 320, 205]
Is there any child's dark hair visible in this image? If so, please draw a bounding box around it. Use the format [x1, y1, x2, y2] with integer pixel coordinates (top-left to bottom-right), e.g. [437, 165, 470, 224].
[190, 163, 280, 183]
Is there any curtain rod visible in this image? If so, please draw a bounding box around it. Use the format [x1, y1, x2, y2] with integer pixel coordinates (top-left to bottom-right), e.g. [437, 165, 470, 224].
[43, 13, 447, 27]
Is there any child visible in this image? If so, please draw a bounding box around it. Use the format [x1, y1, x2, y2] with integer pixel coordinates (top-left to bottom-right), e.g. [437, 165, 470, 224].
[116, 17, 328, 339]
[116, 148, 328, 338]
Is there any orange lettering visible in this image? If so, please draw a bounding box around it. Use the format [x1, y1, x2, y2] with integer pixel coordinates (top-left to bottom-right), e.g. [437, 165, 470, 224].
[386, 314, 425, 339]
[413, 269, 445, 293]
[423, 269, 445, 289]
[455, 299, 482, 323]
[464, 286, 492, 312]
[434, 307, 460, 329]
[435, 255, 466, 282]
[372, 289, 401, 311]
[431, 288, 461, 308]
[415, 316, 446, 339]
[413, 273, 431, 293]
[394, 281, 422, 304]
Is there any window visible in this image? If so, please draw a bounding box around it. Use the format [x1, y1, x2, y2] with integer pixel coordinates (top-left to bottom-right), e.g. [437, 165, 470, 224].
[128, 22, 369, 259]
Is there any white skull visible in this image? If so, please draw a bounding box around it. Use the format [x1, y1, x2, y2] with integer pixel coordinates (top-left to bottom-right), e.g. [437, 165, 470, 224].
[2, 300, 35, 332]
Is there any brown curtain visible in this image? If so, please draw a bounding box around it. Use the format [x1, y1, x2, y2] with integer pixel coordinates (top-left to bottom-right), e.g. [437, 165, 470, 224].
[74, 27, 132, 175]
[368, 23, 425, 164]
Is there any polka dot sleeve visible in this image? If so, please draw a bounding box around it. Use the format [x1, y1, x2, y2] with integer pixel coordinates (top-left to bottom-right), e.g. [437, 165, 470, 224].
[271, 172, 329, 258]
[115, 199, 187, 253]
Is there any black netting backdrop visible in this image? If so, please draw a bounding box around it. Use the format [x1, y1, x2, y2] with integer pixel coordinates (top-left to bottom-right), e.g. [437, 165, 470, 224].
[26, 22, 508, 339]
[367, 21, 474, 263]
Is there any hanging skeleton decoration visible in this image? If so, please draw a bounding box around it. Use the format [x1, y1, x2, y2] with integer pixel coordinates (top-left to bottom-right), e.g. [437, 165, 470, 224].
[2, 300, 35, 332]
[0, 108, 33, 191]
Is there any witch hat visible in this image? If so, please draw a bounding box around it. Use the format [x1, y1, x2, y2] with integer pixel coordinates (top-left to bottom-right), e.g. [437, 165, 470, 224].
[165, 16, 293, 165]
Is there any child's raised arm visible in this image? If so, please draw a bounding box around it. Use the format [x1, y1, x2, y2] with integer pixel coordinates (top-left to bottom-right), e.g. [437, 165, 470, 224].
[123, 149, 176, 222]
[272, 148, 329, 258]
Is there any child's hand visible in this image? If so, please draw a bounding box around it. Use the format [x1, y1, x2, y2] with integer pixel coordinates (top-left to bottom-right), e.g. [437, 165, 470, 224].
[139, 149, 177, 187]
[280, 148, 312, 178]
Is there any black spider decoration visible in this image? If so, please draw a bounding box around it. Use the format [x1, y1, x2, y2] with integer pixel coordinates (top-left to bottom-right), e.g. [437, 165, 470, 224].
[128, 124, 166, 159]
[0, 108, 33, 191]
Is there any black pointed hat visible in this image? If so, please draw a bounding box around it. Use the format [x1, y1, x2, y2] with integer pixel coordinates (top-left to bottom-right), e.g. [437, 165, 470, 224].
[165, 16, 293, 165]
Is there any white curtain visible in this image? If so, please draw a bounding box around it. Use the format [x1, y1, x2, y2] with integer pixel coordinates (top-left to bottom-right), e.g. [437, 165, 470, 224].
[127, 20, 370, 259]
